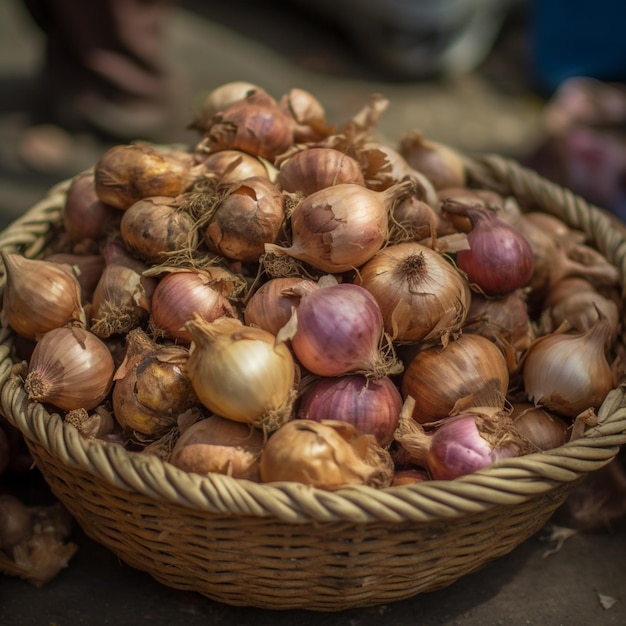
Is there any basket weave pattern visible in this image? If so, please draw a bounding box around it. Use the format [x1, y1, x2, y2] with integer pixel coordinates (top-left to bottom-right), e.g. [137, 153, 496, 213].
[1, 156, 626, 610]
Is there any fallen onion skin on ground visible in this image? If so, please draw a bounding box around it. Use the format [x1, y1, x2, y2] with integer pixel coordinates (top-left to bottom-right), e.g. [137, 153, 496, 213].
[5, 81, 623, 493]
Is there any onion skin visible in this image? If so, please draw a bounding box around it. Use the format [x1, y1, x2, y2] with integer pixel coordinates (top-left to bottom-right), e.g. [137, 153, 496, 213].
[259, 419, 394, 489]
[24, 327, 115, 411]
[184, 316, 297, 430]
[94, 143, 196, 210]
[150, 269, 236, 345]
[297, 374, 402, 446]
[1, 252, 85, 341]
[401, 333, 510, 424]
[169, 415, 264, 481]
[285, 282, 393, 378]
[355, 241, 470, 344]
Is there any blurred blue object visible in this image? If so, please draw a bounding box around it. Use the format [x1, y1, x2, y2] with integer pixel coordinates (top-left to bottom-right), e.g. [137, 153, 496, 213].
[531, 0, 626, 93]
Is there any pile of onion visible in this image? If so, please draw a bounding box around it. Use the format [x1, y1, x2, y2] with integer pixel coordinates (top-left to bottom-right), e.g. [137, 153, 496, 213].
[2, 80, 623, 495]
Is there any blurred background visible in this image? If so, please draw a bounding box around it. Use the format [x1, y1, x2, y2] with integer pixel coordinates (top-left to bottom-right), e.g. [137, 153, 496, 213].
[2, 0, 624, 229]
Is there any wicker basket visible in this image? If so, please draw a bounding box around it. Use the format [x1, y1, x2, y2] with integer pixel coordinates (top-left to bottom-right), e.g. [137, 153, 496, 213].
[1, 155, 626, 611]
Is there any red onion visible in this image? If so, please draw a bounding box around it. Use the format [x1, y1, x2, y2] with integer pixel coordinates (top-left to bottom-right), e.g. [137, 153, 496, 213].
[298, 374, 402, 446]
[442, 200, 534, 295]
[279, 281, 400, 377]
[394, 398, 529, 480]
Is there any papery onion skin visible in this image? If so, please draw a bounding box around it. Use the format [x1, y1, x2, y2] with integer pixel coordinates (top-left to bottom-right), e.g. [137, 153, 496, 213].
[244, 276, 318, 336]
[112, 329, 198, 436]
[185, 316, 296, 429]
[265, 181, 413, 273]
[286, 282, 392, 378]
[297, 374, 402, 446]
[510, 403, 570, 450]
[94, 143, 196, 210]
[522, 316, 614, 418]
[120, 196, 199, 264]
[442, 201, 534, 296]
[204, 176, 285, 262]
[150, 269, 236, 344]
[355, 241, 470, 344]
[169, 415, 264, 481]
[258, 419, 394, 489]
[1, 252, 85, 341]
[24, 327, 115, 411]
[401, 333, 509, 424]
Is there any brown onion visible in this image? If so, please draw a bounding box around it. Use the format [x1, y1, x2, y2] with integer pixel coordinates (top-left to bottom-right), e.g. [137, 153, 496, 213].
[112, 329, 197, 436]
[63, 171, 121, 244]
[355, 241, 470, 344]
[259, 419, 394, 489]
[45, 253, 106, 304]
[24, 326, 115, 411]
[94, 143, 197, 210]
[399, 130, 467, 190]
[265, 180, 414, 273]
[279, 87, 330, 143]
[1, 252, 85, 341]
[510, 403, 570, 450]
[401, 333, 510, 424]
[276, 147, 365, 195]
[191, 81, 262, 131]
[150, 268, 236, 344]
[198, 149, 272, 184]
[298, 374, 402, 446]
[204, 176, 285, 263]
[89, 240, 156, 338]
[120, 196, 199, 264]
[169, 415, 264, 481]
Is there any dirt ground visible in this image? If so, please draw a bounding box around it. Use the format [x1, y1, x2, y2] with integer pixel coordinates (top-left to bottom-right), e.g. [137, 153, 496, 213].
[1, 1, 625, 624]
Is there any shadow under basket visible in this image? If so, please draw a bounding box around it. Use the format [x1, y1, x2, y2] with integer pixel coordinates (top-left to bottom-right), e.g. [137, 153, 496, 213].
[1, 154, 626, 611]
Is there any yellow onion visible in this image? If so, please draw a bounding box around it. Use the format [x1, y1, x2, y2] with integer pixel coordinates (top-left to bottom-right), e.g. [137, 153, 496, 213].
[24, 327, 115, 411]
[258, 419, 394, 489]
[191, 81, 262, 131]
[94, 143, 197, 210]
[169, 415, 264, 480]
[204, 176, 285, 262]
[198, 149, 273, 184]
[355, 241, 470, 344]
[523, 313, 615, 418]
[1, 252, 85, 341]
[112, 329, 198, 436]
[184, 316, 297, 430]
[120, 196, 199, 264]
[265, 180, 414, 273]
[275, 147, 365, 195]
[90, 240, 157, 338]
[401, 333, 510, 424]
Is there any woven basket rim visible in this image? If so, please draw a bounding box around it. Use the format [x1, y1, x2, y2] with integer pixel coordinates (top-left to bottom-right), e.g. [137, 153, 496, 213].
[1, 153, 626, 525]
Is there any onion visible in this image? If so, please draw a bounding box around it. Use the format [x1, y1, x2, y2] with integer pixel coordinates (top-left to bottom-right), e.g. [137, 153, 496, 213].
[510, 403, 570, 450]
[150, 269, 236, 344]
[244, 276, 318, 336]
[265, 180, 414, 274]
[401, 333, 509, 424]
[184, 316, 297, 431]
[355, 241, 470, 344]
[297, 374, 402, 446]
[523, 312, 614, 418]
[442, 200, 534, 296]
[394, 398, 530, 480]
[169, 415, 264, 481]
[279, 87, 330, 143]
[278, 281, 400, 378]
[259, 419, 394, 489]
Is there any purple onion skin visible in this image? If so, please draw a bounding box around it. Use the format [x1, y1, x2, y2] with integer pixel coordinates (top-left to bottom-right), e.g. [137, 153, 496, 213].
[427, 415, 516, 480]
